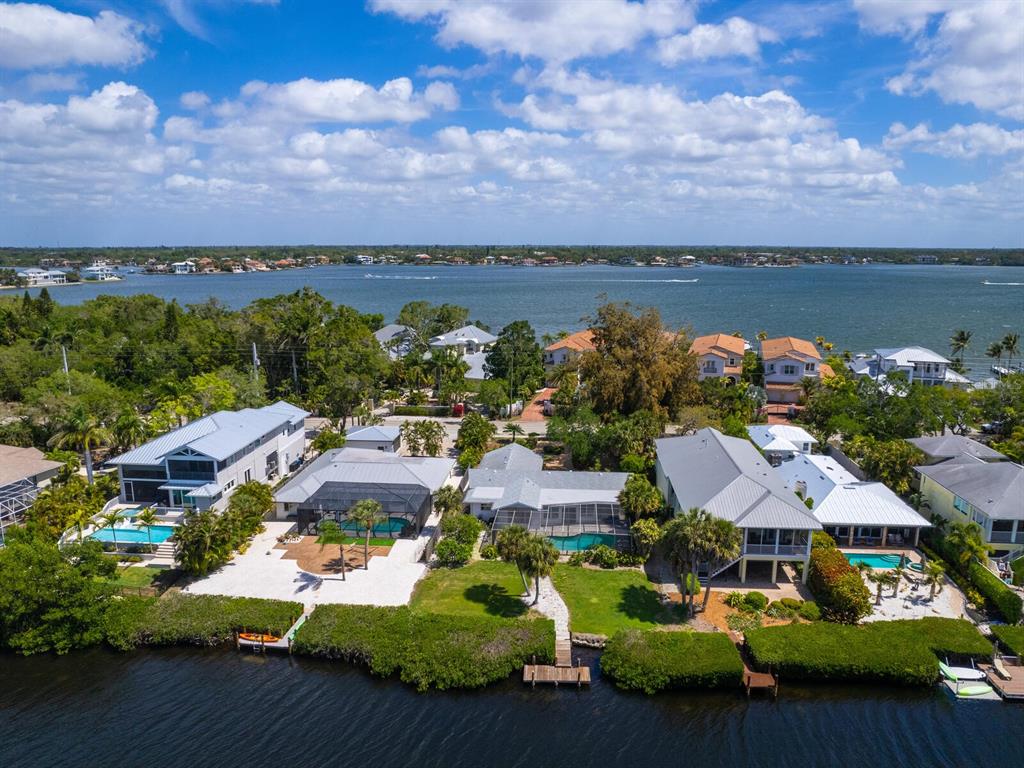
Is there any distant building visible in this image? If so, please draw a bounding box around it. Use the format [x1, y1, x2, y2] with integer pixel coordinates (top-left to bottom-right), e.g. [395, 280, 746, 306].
[429, 324, 498, 381]
[543, 330, 595, 371]
[847, 347, 970, 388]
[746, 424, 818, 464]
[172, 260, 195, 274]
[374, 323, 417, 360]
[356, 254, 373, 265]
[759, 337, 830, 403]
[16, 268, 67, 287]
[344, 425, 401, 453]
[906, 434, 1007, 465]
[690, 333, 746, 383]
[82, 264, 117, 281]
[0, 446, 63, 546]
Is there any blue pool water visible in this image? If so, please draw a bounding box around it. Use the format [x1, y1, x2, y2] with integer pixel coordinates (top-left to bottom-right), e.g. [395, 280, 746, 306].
[339, 517, 408, 536]
[844, 552, 923, 571]
[90, 525, 176, 544]
[549, 533, 616, 552]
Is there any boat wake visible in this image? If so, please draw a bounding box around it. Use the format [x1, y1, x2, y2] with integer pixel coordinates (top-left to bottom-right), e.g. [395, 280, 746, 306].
[595, 278, 700, 284]
[982, 280, 1023, 286]
[364, 273, 437, 280]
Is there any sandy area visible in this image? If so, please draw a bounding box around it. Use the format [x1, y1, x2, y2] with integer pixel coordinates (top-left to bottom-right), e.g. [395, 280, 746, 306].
[701, 590, 803, 634]
[860, 569, 968, 622]
[277, 536, 392, 575]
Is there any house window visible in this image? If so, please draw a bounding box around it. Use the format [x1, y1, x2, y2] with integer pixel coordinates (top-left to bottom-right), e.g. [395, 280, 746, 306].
[243, 469, 252, 483]
[953, 496, 970, 515]
[768, 363, 776, 372]
[804, 363, 815, 373]
[702, 361, 717, 372]
[783, 364, 797, 376]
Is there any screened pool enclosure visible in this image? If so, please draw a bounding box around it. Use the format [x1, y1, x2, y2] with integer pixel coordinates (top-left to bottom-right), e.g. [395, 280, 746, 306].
[294, 481, 432, 539]
[489, 501, 630, 551]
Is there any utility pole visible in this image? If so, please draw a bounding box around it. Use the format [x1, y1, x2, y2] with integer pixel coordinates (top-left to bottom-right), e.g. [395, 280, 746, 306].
[61, 344, 71, 395]
[251, 342, 260, 383]
[291, 349, 300, 393]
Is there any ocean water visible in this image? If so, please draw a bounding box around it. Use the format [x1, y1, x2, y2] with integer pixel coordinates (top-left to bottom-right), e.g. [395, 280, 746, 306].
[35, 264, 1022, 364]
[1, 648, 1021, 768]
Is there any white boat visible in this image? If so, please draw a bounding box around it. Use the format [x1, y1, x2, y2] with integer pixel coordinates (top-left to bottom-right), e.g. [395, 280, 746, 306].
[939, 660, 986, 681]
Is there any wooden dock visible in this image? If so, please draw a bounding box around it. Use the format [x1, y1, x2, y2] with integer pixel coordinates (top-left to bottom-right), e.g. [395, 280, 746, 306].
[980, 659, 1024, 701]
[729, 631, 778, 697]
[522, 641, 591, 688]
[236, 609, 311, 654]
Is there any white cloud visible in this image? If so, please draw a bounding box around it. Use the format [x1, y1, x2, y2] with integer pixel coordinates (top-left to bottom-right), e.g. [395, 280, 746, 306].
[22, 72, 85, 93]
[66, 82, 158, 133]
[180, 91, 211, 110]
[657, 17, 778, 64]
[885, 122, 1024, 159]
[0, 4, 150, 69]
[416, 62, 494, 80]
[856, 0, 1024, 120]
[370, 0, 695, 63]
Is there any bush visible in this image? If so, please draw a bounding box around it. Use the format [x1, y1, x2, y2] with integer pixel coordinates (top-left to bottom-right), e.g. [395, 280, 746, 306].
[292, 604, 554, 691]
[104, 594, 302, 651]
[567, 551, 587, 567]
[587, 544, 619, 569]
[992, 625, 1024, 656]
[766, 601, 795, 619]
[743, 591, 768, 612]
[440, 514, 484, 547]
[798, 601, 821, 621]
[746, 618, 991, 686]
[812, 531, 837, 550]
[928, 535, 1022, 623]
[434, 538, 473, 567]
[726, 612, 762, 633]
[617, 552, 645, 567]
[807, 546, 871, 623]
[780, 597, 802, 611]
[723, 591, 746, 609]
[600, 629, 744, 693]
[479, 544, 498, 560]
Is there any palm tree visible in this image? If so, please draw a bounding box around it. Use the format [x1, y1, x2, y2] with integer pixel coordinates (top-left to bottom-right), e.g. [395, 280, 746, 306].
[48, 404, 111, 484]
[496, 525, 532, 595]
[519, 534, 558, 605]
[814, 336, 826, 350]
[700, 517, 742, 610]
[922, 560, 945, 600]
[113, 408, 148, 452]
[661, 508, 713, 617]
[68, 505, 94, 542]
[949, 329, 972, 366]
[1002, 332, 1020, 369]
[864, 567, 884, 605]
[945, 521, 989, 568]
[347, 499, 385, 569]
[135, 508, 160, 552]
[504, 423, 525, 444]
[316, 519, 347, 581]
[97, 509, 122, 550]
[986, 341, 1005, 369]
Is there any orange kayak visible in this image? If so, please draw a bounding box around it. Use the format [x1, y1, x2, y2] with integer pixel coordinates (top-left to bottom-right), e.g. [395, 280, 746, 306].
[239, 632, 281, 643]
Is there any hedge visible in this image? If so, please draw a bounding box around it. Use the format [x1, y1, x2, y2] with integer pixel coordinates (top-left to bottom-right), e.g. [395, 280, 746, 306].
[292, 604, 554, 691]
[600, 630, 744, 693]
[928, 535, 1022, 624]
[807, 537, 871, 624]
[746, 618, 992, 686]
[991, 625, 1024, 656]
[393, 405, 451, 417]
[104, 594, 303, 650]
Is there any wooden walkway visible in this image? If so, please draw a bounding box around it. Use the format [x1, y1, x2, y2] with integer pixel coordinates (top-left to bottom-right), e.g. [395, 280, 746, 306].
[729, 631, 778, 697]
[980, 660, 1024, 701]
[522, 641, 591, 688]
[236, 608, 311, 653]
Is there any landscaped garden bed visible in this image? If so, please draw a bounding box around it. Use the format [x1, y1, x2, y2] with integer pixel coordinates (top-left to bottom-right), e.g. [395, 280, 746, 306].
[292, 604, 554, 691]
[601, 629, 744, 693]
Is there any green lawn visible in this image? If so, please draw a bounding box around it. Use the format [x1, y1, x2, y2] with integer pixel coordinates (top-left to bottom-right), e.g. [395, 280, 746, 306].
[111, 566, 167, 590]
[410, 561, 529, 618]
[552, 564, 686, 636]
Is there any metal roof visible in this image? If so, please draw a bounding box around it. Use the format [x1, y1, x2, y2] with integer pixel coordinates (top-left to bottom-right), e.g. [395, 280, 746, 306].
[108, 400, 309, 466]
[465, 454, 627, 511]
[874, 346, 951, 366]
[373, 324, 414, 343]
[429, 324, 497, 347]
[478, 443, 543, 472]
[916, 461, 1024, 521]
[655, 428, 821, 530]
[275, 447, 454, 503]
[345, 425, 401, 442]
[0, 445, 63, 487]
[907, 434, 1006, 462]
[746, 424, 818, 454]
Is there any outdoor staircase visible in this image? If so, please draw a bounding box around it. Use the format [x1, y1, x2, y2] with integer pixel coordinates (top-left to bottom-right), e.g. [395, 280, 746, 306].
[153, 540, 175, 561]
[699, 556, 743, 585]
[555, 639, 572, 668]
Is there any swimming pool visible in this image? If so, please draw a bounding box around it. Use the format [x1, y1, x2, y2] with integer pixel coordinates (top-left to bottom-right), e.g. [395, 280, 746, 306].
[844, 552, 924, 572]
[339, 517, 409, 537]
[90, 525, 177, 544]
[549, 532, 616, 552]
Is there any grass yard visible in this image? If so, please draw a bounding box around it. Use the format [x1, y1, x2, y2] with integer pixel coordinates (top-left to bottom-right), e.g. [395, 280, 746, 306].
[111, 566, 168, 590]
[552, 564, 685, 636]
[409, 561, 529, 618]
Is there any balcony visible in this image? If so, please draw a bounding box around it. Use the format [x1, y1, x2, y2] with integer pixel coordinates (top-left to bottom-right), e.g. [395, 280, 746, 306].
[166, 470, 216, 482]
[989, 530, 1023, 544]
[744, 544, 808, 557]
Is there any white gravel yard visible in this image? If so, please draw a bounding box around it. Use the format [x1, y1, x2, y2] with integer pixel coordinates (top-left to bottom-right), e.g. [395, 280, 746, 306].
[860, 570, 969, 623]
[183, 520, 436, 609]
[527, 576, 570, 641]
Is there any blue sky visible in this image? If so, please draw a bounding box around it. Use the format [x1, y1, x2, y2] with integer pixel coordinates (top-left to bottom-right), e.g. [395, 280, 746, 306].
[0, 0, 1021, 247]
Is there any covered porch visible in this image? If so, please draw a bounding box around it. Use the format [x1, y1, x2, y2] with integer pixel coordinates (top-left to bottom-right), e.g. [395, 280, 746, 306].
[822, 524, 922, 548]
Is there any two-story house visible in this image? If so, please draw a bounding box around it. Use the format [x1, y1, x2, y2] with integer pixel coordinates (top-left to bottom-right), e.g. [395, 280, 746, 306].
[107, 401, 309, 511]
[655, 428, 822, 583]
[542, 330, 595, 374]
[428, 324, 498, 381]
[759, 336, 830, 403]
[690, 333, 747, 383]
[848, 346, 970, 388]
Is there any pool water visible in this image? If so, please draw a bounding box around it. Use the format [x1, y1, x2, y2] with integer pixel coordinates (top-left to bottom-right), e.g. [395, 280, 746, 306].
[339, 517, 408, 537]
[844, 552, 923, 572]
[90, 525, 177, 544]
[549, 533, 616, 552]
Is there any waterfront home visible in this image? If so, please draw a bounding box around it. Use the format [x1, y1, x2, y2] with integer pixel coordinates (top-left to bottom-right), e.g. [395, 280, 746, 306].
[907, 434, 1007, 465]
[759, 337, 831, 404]
[847, 347, 969, 388]
[172, 260, 196, 274]
[746, 424, 818, 464]
[107, 401, 309, 511]
[542, 330, 595, 372]
[464, 443, 630, 551]
[344, 425, 401, 453]
[16, 267, 67, 287]
[690, 333, 746, 383]
[655, 428, 822, 583]
[914, 460, 1024, 557]
[273, 447, 454, 537]
[82, 264, 117, 281]
[429, 324, 498, 381]
[0, 445, 63, 546]
[374, 323, 417, 360]
[774, 453, 929, 547]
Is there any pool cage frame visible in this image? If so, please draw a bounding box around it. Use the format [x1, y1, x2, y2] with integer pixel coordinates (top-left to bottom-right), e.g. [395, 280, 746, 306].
[0, 479, 40, 547]
[294, 481, 433, 539]
[489, 501, 631, 551]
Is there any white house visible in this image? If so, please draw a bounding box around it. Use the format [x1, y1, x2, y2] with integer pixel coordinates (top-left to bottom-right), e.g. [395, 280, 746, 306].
[746, 424, 818, 464]
[82, 264, 118, 281]
[690, 333, 746, 383]
[172, 260, 196, 274]
[107, 401, 309, 511]
[848, 347, 969, 388]
[345, 425, 401, 453]
[428, 324, 498, 381]
[774, 453, 929, 547]
[16, 268, 67, 287]
[759, 337, 833, 403]
[655, 428, 822, 583]
[543, 330, 595, 371]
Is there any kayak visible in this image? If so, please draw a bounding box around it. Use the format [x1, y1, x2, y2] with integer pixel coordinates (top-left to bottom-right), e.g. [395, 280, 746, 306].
[940, 661, 985, 681]
[956, 683, 995, 698]
[239, 632, 281, 643]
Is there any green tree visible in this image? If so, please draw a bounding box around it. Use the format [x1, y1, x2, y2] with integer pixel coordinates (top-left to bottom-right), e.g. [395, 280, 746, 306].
[630, 517, 662, 561]
[922, 560, 945, 600]
[661, 508, 713, 618]
[174, 509, 231, 577]
[347, 499, 385, 569]
[986, 341, 1004, 368]
[475, 378, 510, 414]
[949, 329, 972, 366]
[484, 320, 545, 396]
[396, 301, 469, 347]
[433, 485, 464, 519]
[415, 420, 446, 456]
[700, 517, 742, 610]
[455, 412, 495, 453]
[311, 428, 346, 454]
[112, 407, 148, 453]
[315, 519, 347, 581]
[844, 435, 924, 495]
[945, 521, 989, 568]
[401, 420, 423, 455]
[134, 507, 160, 552]
[47, 404, 112, 484]
[1003, 332, 1020, 368]
[618, 474, 664, 520]
[496, 525, 531, 594]
[97, 509, 122, 550]
[503, 422, 525, 444]
[519, 534, 559, 605]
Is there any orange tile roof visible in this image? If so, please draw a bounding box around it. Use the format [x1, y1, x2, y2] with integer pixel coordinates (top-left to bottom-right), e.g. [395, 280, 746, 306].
[690, 333, 746, 358]
[820, 362, 835, 378]
[545, 329, 596, 353]
[760, 336, 821, 360]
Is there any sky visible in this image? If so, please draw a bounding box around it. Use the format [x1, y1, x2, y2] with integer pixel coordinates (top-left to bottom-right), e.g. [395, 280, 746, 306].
[0, 0, 1022, 248]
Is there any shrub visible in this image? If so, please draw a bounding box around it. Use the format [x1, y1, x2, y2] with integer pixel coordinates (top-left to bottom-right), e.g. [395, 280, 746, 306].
[434, 538, 473, 567]
[743, 591, 768, 612]
[293, 605, 554, 691]
[617, 552, 645, 567]
[394, 405, 449, 417]
[766, 601, 795, 619]
[567, 551, 587, 567]
[807, 546, 871, 624]
[928, 536, 1022, 623]
[992, 625, 1024, 656]
[586, 544, 619, 569]
[798, 601, 821, 621]
[601, 629, 744, 693]
[780, 597, 803, 611]
[812, 531, 837, 550]
[746, 618, 991, 686]
[723, 591, 746, 609]
[479, 544, 498, 560]
[440, 514, 484, 547]
[726, 612, 762, 633]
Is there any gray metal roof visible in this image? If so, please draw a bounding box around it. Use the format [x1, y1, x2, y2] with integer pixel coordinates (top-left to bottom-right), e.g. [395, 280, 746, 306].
[916, 461, 1024, 520]
[874, 346, 950, 365]
[655, 428, 821, 530]
[275, 447, 454, 503]
[429, 324, 497, 347]
[345, 425, 401, 442]
[478, 443, 543, 472]
[108, 400, 309, 466]
[465, 455, 628, 511]
[373, 323, 414, 344]
[907, 434, 1007, 462]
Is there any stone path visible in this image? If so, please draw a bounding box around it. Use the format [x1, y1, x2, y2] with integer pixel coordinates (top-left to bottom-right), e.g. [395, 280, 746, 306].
[526, 575, 570, 642]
